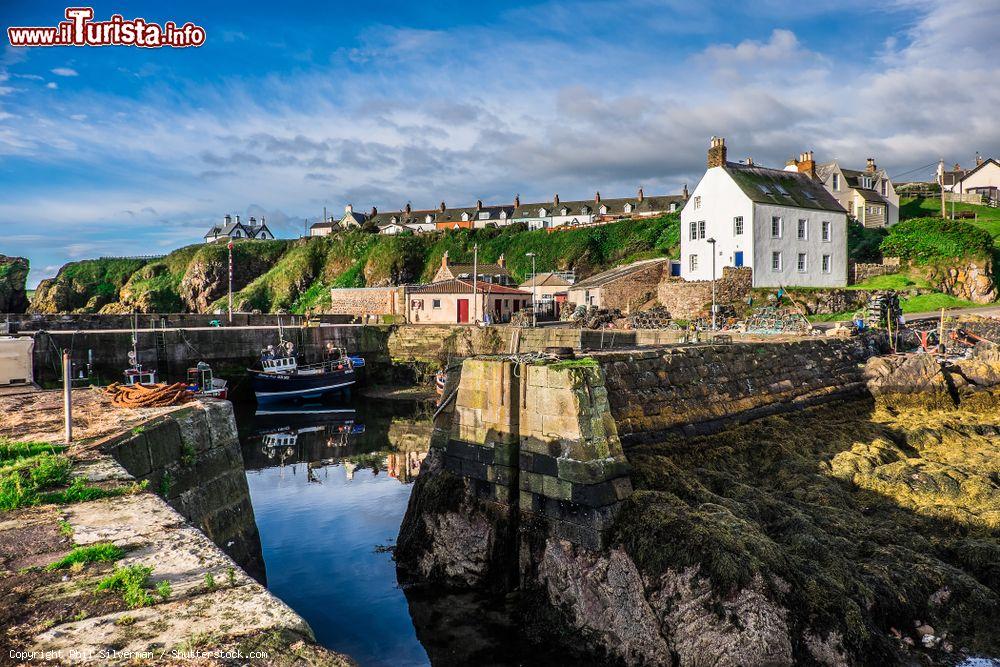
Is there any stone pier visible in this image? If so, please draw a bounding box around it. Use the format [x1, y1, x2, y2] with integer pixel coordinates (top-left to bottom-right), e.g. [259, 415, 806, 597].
[441, 358, 633, 549]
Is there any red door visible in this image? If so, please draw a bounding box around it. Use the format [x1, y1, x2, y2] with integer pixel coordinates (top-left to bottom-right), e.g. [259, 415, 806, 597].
[457, 298, 469, 323]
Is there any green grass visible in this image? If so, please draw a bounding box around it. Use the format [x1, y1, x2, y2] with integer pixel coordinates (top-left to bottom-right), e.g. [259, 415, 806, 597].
[0, 440, 66, 463]
[900, 292, 978, 313]
[0, 452, 72, 511]
[901, 197, 1000, 236]
[96, 564, 156, 608]
[46, 542, 124, 570]
[846, 274, 932, 291]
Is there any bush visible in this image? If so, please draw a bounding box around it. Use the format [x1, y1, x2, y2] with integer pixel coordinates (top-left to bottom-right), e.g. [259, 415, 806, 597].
[847, 222, 887, 262]
[880, 218, 994, 264]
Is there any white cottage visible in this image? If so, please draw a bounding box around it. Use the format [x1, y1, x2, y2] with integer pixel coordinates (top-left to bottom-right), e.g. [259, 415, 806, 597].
[681, 137, 848, 288]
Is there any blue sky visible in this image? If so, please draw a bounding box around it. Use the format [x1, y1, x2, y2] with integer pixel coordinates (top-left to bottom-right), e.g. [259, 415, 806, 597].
[1, 0, 998, 286]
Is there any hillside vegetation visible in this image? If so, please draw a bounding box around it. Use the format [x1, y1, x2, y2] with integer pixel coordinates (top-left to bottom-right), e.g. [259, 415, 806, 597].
[29, 215, 680, 314]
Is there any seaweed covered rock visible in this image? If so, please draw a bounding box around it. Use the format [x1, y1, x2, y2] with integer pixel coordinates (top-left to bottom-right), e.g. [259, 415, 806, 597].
[865, 344, 1000, 410]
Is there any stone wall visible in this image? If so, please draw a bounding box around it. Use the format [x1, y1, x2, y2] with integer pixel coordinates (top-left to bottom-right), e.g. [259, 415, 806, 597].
[329, 287, 402, 317]
[599, 261, 668, 311]
[782, 288, 874, 316]
[597, 335, 885, 443]
[849, 259, 900, 285]
[657, 267, 752, 319]
[98, 400, 265, 578]
[8, 312, 351, 331]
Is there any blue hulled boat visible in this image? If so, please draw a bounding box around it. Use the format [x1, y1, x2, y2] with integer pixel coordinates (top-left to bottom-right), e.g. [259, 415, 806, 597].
[250, 344, 358, 403]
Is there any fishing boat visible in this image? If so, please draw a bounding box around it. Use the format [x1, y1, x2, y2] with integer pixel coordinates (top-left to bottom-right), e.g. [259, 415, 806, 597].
[186, 361, 228, 400]
[249, 340, 357, 403]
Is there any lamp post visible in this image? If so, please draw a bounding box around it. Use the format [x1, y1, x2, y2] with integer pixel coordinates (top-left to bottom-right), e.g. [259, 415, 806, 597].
[526, 252, 537, 327]
[707, 238, 717, 330]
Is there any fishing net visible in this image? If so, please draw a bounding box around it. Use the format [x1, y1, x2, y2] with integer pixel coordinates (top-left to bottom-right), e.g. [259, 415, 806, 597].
[104, 382, 194, 408]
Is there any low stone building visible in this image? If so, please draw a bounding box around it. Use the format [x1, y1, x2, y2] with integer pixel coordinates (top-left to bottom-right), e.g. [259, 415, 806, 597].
[657, 266, 753, 320]
[405, 279, 531, 324]
[433, 251, 517, 286]
[566, 258, 669, 311]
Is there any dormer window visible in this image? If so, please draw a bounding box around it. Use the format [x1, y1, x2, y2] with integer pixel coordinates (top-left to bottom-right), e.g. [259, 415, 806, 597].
[561, 208, 569, 216]
[600, 205, 607, 215]
[880, 180, 887, 196]
[832, 173, 840, 191]
[624, 203, 633, 213]
[478, 212, 489, 220]
[462, 212, 470, 221]
[391, 216, 398, 223]
[539, 208, 547, 217]
[669, 203, 677, 212]
[500, 211, 507, 219]
[425, 214, 433, 223]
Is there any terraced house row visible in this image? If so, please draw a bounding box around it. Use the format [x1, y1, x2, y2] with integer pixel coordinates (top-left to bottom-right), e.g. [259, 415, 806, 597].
[308, 187, 689, 237]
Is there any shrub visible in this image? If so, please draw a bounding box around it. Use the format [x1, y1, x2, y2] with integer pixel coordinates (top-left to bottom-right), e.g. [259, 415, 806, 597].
[880, 217, 994, 264]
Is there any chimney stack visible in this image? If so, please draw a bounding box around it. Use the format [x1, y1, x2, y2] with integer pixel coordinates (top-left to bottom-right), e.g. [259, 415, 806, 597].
[345, 204, 353, 214]
[441, 251, 449, 269]
[595, 191, 601, 203]
[405, 202, 412, 214]
[249, 216, 257, 228]
[514, 194, 520, 208]
[637, 187, 644, 202]
[866, 158, 877, 173]
[745, 157, 754, 166]
[553, 193, 559, 206]
[498, 253, 506, 269]
[976, 152, 984, 166]
[370, 206, 377, 217]
[235, 215, 241, 224]
[682, 183, 689, 198]
[794, 151, 816, 179]
[954, 163, 962, 172]
[707, 136, 727, 168]
[224, 214, 232, 225]
[440, 201, 446, 212]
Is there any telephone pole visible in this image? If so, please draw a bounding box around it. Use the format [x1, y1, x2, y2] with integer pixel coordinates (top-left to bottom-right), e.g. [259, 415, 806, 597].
[472, 244, 478, 324]
[227, 240, 234, 324]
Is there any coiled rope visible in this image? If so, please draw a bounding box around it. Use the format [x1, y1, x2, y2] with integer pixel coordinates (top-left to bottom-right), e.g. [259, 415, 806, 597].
[104, 382, 194, 408]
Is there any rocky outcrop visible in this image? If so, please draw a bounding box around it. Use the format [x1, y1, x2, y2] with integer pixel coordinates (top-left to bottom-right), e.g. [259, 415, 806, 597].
[0, 254, 29, 313]
[919, 258, 997, 303]
[864, 343, 1000, 410]
[178, 250, 274, 312]
[29, 258, 147, 313]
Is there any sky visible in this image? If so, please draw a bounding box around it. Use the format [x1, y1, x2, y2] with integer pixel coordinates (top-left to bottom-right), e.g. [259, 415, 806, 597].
[1, 0, 998, 287]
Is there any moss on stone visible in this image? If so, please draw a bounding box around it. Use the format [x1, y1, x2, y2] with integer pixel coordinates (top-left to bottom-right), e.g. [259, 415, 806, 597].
[610, 399, 1000, 660]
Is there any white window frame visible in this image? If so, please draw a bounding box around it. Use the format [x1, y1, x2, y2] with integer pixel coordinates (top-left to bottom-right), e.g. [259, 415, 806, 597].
[771, 216, 782, 238]
[689, 221, 697, 241]
[797, 253, 808, 273]
[432, 299, 442, 309]
[832, 173, 840, 191]
[821, 221, 831, 242]
[600, 205, 607, 215]
[881, 180, 887, 196]
[698, 220, 706, 239]
[624, 203, 633, 213]
[462, 212, 470, 221]
[478, 212, 490, 220]
[797, 219, 808, 240]
[771, 251, 782, 272]
[733, 216, 743, 235]
[689, 254, 698, 271]
[693, 196, 701, 210]
[822, 254, 831, 273]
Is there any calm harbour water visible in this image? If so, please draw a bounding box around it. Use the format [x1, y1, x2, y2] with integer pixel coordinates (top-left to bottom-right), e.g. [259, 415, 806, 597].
[235, 398, 570, 667]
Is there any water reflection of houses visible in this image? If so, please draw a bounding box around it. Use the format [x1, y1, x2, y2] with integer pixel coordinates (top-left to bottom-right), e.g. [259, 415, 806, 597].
[386, 451, 427, 483]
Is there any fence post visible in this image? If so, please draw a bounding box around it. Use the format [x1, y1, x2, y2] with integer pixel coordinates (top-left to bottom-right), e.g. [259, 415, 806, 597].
[62, 349, 72, 445]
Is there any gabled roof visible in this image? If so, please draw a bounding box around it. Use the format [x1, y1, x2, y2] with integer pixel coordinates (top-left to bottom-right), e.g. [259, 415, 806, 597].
[855, 189, 888, 204]
[721, 163, 846, 213]
[569, 258, 669, 290]
[408, 279, 530, 295]
[520, 272, 572, 288]
[512, 193, 685, 218]
[949, 158, 999, 184]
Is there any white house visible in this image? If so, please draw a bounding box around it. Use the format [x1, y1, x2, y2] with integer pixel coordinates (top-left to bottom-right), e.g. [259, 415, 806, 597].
[681, 137, 849, 288]
[940, 156, 1000, 203]
[204, 215, 275, 243]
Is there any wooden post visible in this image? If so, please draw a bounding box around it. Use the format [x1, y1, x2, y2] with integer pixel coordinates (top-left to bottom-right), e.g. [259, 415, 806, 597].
[62, 349, 72, 445]
[938, 307, 946, 354]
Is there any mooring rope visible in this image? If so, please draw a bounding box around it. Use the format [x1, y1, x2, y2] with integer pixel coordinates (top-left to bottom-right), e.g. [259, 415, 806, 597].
[104, 382, 194, 408]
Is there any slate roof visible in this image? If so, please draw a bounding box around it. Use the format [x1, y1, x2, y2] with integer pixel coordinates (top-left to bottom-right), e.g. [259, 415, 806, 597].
[946, 158, 999, 185]
[568, 258, 669, 290]
[520, 272, 573, 288]
[408, 279, 530, 295]
[722, 163, 846, 213]
[513, 194, 685, 219]
[855, 189, 888, 204]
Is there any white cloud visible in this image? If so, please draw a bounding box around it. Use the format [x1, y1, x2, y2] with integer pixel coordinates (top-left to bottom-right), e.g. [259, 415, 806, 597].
[51, 67, 78, 77]
[45, 82, 57, 90]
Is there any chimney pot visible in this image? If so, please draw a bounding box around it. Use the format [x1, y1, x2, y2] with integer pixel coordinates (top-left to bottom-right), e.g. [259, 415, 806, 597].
[866, 158, 877, 173]
[682, 184, 689, 198]
[440, 201, 446, 212]
[498, 254, 506, 269]
[976, 152, 984, 166]
[707, 136, 727, 168]
[224, 214, 231, 224]
[476, 199, 483, 210]
[595, 191, 601, 203]
[405, 202, 411, 214]
[370, 206, 377, 216]
[514, 194, 520, 208]
[345, 204, 353, 214]
[554, 193, 559, 206]
[638, 187, 644, 202]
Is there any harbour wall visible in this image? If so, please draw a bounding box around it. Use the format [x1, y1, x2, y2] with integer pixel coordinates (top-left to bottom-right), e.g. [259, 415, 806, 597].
[30, 323, 647, 387]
